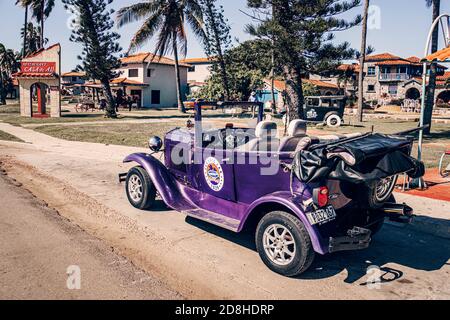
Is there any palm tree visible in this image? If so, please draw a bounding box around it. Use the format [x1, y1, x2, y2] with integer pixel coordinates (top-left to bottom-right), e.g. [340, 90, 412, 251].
[21, 22, 48, 55]
[0, 44, 20, 105]
[117, 0, 206, 113]
[424, 0, 441, 134]
[357, 0, 370, 122]
[16, 0, 32, 57]
[29, 0, 55, 49]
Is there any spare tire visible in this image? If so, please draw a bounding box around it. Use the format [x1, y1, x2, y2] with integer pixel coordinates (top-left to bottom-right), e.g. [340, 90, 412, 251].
[367, 175, 398, 209]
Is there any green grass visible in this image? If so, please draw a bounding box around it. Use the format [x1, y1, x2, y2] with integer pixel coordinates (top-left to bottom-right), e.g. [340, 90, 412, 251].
[0, 107, 254, 127]
[0, 130, 23, 143]
[0, 103, 20, 114]
[34, 121, 188, 148]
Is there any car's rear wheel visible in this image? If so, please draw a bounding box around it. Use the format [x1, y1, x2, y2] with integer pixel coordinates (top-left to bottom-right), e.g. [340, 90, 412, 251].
[126, 166, 156, 210]
[256, 211, 314, 277]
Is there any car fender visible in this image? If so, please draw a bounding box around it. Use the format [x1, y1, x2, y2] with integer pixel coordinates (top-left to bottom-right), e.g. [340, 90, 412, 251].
[123, 153, 191, 209]
[240, 192, 328, 255]
[324, 111, 341, 121]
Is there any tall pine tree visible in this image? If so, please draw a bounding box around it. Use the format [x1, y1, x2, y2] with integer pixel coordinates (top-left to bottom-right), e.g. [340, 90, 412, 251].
[63, 0, 122, 118]
[200, 0, 232, 100]
[247, 0, 361, 120]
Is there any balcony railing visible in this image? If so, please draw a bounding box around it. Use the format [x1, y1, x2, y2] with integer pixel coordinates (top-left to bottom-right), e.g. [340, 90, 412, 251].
[379, 73, 412, 81]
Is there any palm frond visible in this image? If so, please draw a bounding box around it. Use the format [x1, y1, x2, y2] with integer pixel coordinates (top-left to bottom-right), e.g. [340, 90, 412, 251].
[127, 12, 163, 53]
[117, 0, 162, 28]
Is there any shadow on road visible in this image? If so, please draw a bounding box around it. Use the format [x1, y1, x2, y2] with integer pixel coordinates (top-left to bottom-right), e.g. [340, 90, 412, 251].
[186, 216, 449, 284]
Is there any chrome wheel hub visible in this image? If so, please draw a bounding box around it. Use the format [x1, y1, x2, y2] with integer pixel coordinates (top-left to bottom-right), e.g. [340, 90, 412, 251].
[128, 174, 143, 202]
[263, 224, 296, 266]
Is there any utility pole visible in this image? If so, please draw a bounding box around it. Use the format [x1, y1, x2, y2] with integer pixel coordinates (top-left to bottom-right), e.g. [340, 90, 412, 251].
[357, 0, 370, 122]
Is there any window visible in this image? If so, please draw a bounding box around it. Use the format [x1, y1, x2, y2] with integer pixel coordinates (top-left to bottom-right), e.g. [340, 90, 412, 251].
[397, 66, 407, 74]
[128, 69, 138, 77]
[367, 84, 375, 92]
[388, 84, 398, 95]
[147, 68, 154, 77]
[306, 98, 320, 106]
[188, 65, 196, 72]
[151, 90, 161, 104]
[71, 76, 78, 82]
[367, 66, 376, 76]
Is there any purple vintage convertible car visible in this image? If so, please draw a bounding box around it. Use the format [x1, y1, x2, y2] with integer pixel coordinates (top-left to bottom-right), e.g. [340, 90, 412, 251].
[120, 102, 422, 277]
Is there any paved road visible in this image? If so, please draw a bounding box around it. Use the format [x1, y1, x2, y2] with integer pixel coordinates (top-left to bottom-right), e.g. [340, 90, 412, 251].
[0, 123, 449, 299]
[0, 173, 182, 300]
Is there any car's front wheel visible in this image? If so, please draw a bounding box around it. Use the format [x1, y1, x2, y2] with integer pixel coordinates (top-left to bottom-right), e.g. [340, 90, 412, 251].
[256, 211, 315, 277]
[125, 166, 156, 210]
[325, 114, 342, 127]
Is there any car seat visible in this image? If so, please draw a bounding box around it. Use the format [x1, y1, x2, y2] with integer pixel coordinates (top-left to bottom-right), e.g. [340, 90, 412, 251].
[278, 120, 309, 152]
[236, 120, 279, 152]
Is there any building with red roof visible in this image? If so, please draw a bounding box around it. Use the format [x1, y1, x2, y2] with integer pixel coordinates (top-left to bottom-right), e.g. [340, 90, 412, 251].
[115, 52, 192, 107]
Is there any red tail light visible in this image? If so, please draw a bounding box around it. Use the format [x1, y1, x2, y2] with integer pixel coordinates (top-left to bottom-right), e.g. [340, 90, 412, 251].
[313, 186, 329, 208]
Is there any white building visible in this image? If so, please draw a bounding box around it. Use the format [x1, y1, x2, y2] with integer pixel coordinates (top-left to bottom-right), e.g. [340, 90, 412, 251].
[117, 53, 191, 108]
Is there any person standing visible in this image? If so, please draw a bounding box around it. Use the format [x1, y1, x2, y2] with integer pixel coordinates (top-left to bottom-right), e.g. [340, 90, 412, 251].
[127, 95, 133, 112]
[249, 91, 260, 118]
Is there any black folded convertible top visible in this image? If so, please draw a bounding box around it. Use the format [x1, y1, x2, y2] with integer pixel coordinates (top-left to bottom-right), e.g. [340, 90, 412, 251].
[292, 133, 424, 186]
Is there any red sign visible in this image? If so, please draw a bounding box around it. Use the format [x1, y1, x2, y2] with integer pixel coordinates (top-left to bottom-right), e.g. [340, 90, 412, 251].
[21, 62, 56, 74]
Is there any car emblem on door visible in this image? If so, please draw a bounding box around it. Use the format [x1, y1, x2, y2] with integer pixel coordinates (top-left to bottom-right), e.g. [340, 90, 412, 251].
[204, 157, 224, 192]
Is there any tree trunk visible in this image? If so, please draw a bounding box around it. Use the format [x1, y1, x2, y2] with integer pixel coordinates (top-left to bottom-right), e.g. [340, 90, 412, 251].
[218, 53, 230, 101]
[424, 0, 440, 135]
[357, 0, 370, 122]
[0, 73, 6, 105]
[101, 79, 117, 118]
[284, 65, 304, 121]
[23, 5, 29, 57]
[270, 50, 277, 114]
[40, 4, 44, 49]
[270, 5, 277, 114]
[173, 38, 185, 113]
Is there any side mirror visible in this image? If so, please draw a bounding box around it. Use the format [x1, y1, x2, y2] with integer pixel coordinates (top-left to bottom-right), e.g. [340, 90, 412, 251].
[148, 136, 163, 152]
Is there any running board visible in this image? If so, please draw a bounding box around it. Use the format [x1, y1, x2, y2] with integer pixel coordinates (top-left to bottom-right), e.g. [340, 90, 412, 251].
[184, 208, 240, 232]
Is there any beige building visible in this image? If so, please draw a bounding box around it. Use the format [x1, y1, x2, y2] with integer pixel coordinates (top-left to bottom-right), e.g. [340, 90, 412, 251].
[181, 58, 214, 94]
[14, 44, 61, 118]
[312, 53, 450, 104]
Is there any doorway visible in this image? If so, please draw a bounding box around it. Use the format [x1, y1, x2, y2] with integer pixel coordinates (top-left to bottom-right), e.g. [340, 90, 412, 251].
[130, 89, 142, 108]
[30, 83, 50, 118]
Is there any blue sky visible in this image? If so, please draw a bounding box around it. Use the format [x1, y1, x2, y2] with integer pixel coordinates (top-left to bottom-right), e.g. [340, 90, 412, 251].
[0, 0, 448, 72]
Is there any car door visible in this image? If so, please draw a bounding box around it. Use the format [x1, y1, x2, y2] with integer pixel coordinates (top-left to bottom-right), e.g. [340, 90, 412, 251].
[197, 147, 236, 202]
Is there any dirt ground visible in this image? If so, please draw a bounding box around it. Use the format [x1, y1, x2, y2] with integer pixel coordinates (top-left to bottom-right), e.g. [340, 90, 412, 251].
[0, 126, 449, 299]
[0, 172, 182, 300]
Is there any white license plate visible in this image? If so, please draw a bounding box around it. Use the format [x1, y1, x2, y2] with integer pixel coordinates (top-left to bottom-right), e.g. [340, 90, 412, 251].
[306, 206, 337, 225]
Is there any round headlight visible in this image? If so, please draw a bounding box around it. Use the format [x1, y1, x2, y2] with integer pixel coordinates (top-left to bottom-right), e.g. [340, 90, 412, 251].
[148, 136, 163, 152]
